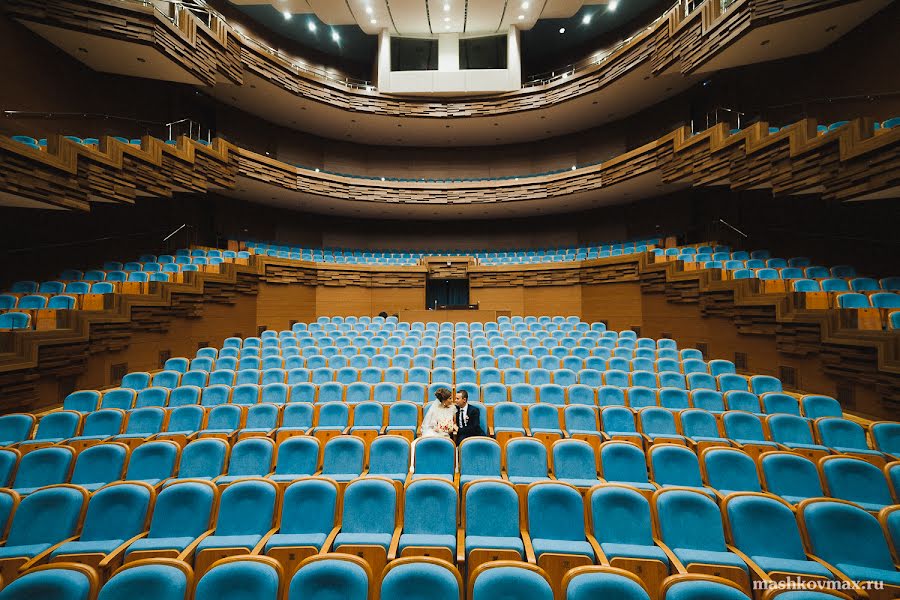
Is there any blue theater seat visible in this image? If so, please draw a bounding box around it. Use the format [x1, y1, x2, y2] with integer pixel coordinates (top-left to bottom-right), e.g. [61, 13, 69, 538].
[287, 555, 369, 600]
[654, 489, 749, 582]
[526, 482, 594, 562]
[799, 499, 900, 589]
[0, 564, 98, 600]
[397, 478, 458, 557]
[332, 477, 398, 556]
[759, 452, 823, 505]
[194, 556, 281, 600]
[380, 557, 461, 600]
[51, 482, 154, 564]
[194, 479, 279, 574]
[471, 562, 553, 600]
[564, 567, 652, 600]
[588, 485, 668, 576]
[125, 480, 216, 560]
[724, 493, 833, 582]
[96, 559, 192, 600]
[265, 478, 339, 561]
[819, 456, 893, 512]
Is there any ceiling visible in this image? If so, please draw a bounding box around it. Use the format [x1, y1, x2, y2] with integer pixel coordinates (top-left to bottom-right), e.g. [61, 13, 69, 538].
[227, 0, 665, 75]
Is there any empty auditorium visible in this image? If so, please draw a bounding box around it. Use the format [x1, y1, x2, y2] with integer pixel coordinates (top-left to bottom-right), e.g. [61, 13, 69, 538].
[0, 0, 898, 598]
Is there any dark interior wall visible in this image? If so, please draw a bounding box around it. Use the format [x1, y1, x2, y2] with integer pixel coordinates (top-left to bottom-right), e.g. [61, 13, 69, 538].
[1, 186, 897, 289]
[2, 2, 898, 180]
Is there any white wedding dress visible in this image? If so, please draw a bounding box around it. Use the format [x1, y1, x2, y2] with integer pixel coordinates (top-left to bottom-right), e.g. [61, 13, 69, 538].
[421, 400, 457, 438]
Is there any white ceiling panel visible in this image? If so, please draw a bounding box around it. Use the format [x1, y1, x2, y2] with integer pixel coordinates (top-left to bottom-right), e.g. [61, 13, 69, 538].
[306, 0, 356, 24]
[541, 0, 591, 19]
[386, 0, 430, 35]
[350, 0, 392, 34]
[426, 0, 466, 35]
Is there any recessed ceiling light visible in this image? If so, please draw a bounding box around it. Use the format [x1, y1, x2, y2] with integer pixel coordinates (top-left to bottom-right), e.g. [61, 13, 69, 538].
[522, 1, 529, 8]
[609, 0, 618, 10]
[582, 14, 591, 24]
[331, 31, 340, 41]
[283, 11, 291, 19]
[518, 14, 524, 20]
[571, 165, 576, 170]
[365, 5, 372, 14]
[444, 3, 450, 10]
[381, 177, 385, 181]
[370, 18, 377, 24]
[308, 21, 316, 32]
[559, 27, 566, 34]
[315, 168, 320, 172]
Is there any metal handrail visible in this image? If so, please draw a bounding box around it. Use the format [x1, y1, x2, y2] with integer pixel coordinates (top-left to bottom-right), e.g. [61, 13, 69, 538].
[522, 2, 679, 87]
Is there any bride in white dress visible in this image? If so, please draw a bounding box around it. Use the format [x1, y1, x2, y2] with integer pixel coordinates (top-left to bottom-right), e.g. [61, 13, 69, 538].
[421, 387, 458, 439]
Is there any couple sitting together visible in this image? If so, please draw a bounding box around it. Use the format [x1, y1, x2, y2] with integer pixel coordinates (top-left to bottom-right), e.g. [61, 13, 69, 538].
[421, 387, 484, 445]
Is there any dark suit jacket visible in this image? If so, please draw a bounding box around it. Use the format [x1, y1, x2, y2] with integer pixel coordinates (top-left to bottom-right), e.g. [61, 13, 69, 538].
[455, 404, 485, 444]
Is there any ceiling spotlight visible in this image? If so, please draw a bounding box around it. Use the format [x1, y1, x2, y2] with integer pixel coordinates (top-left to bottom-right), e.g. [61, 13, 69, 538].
[559, 27, 566, 34]
[571, 165, 576, 170]
[331, 30, 340, 41]
[381, 177, 385, 181]
[283, 10, 291, 19]
[370, 18, 377, 24]
[365, 5, 372, 14]
[582, 14, 591, 24]
[315, 168, 320, 172]
[307, 21, 316, 32]
[522, 1, 529, 8]
[518, 14, 524, 20]
[609, 0, 618, 10]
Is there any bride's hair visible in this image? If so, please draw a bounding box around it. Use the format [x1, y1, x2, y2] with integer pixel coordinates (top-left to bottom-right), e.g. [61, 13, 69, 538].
[434, 387, 452, 403]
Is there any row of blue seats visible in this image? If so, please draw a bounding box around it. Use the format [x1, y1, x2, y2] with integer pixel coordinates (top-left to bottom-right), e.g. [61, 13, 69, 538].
[729, 116, 900, 135]
[95, 370, 783, 399]
[10, 134, 208, 150]
[2, 428, 897, 508]
[245, 239, 660, 258]
[4, 556, 847, 600]
[2, 475, 892, 599]
[59, 383, 832, 420]
[11, 399, 897, 467]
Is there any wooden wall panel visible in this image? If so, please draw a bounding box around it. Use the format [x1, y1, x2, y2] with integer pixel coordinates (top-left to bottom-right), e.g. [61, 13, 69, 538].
[582, 282, 644, 332]
[313, 285, 424, 317]
[524, 285, 582, 318]
[256, 281, 316, 332]
[78, 293, 258, 396]
[639, 293, 885, 418]
[471, 286, 525, 316]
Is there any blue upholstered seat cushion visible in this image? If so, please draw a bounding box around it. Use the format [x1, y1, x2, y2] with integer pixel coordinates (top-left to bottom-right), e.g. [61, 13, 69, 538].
[531, 538, 594, 559]
[507, 475, 551, 485]
[51, 539, 124, 557]
[557, 478, 601, 488]
[196, 534, 262, 552]
[0, 543, 52, 559]
[264, 532, 328, 552]
[673, 548, 747, 572]
[465, 535, 525, 556]
[333, 532, 393, 550]
[398, 533, 456, 553]
[460, 475, 503, 487]
[126, 536, 196, 555]
[601, 542, 669, 565]
[750, 555, 833, 578]
[835, 564, 900, 586]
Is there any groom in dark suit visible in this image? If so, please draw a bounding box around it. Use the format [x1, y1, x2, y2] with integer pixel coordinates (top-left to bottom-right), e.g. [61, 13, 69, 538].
[454, 389, 485, 445]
